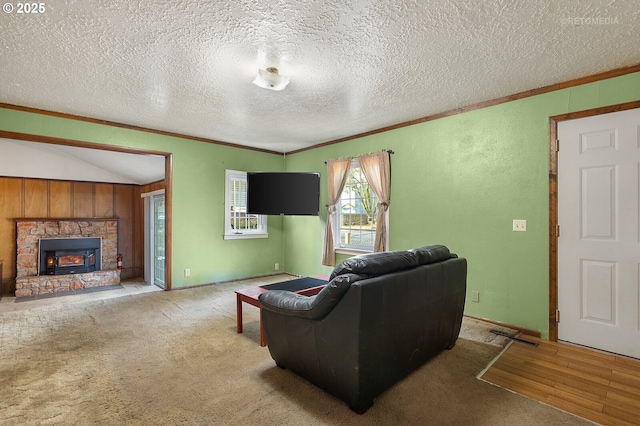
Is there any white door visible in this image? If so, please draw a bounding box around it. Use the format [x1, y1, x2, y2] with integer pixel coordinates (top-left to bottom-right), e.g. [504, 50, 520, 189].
[558, 107, 640, 359]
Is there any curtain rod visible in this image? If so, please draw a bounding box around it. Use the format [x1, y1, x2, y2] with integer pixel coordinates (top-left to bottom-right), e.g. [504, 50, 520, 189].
[324, 150, 394, 164]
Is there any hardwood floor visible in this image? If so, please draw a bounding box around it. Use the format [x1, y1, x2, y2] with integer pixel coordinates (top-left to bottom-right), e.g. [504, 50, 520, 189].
[480, 336, 640, 425]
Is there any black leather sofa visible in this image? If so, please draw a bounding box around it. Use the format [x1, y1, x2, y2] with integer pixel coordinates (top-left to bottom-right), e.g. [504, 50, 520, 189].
[258, 245, 467, 413]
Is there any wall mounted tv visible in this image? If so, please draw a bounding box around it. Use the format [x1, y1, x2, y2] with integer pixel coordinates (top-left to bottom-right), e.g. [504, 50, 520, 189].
[247, 172, 320, 216]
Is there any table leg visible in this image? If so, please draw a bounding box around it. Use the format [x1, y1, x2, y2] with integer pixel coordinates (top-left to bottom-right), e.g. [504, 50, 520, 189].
[259, 309, 266, 347]
[236, 293, 243, 333]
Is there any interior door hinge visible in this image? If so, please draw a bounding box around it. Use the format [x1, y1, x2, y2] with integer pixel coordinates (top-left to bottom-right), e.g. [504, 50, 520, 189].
[556, 224, 560, 237]
[556, 139, 560, 152]
[555, 309, 560, 323]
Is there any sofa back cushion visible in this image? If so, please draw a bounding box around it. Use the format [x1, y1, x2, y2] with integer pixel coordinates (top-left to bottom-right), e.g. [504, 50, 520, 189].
[408, 245, 452, 265]
[330, 250, 418, 280]
[330, 245, 452, 280]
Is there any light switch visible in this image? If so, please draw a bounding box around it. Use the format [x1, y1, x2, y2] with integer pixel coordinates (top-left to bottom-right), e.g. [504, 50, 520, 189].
[513, 220, 527, 231]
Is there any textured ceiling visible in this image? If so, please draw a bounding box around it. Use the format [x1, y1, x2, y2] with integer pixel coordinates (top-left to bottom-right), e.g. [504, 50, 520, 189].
[1, 0, 640, 153]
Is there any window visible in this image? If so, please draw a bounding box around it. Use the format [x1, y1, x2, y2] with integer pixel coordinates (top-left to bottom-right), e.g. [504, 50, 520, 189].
[224, 170, 267, 239]
[334, 159, 383, 252]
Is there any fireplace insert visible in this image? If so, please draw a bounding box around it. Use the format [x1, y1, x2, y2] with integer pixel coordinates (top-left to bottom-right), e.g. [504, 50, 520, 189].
[39, 238, 102, 275]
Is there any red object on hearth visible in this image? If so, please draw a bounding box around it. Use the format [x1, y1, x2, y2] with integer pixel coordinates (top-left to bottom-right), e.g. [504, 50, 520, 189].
[117, 254, 123, 269]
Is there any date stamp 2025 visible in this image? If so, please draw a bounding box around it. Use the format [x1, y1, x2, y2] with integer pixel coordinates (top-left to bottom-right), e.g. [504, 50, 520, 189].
[3, 2, 46, 15]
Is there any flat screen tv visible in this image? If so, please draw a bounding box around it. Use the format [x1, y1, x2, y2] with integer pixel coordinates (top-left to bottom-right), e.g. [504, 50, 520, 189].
[247, 172, 320, 216]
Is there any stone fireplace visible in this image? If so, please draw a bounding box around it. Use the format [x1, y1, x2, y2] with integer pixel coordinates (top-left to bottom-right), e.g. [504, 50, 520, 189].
[15, 219, 120, 297]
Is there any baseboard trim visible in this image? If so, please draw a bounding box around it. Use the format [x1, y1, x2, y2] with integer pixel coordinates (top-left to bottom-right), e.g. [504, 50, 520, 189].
[172, 272, 300, 290]
[464, 315, 541, 338]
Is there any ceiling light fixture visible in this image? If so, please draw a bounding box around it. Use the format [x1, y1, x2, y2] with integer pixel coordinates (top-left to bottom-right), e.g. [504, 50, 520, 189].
[253, 67, 290, 91]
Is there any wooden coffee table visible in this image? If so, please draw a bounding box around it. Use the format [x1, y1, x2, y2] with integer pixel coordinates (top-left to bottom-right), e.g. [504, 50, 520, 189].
[235, 277, 327, 347]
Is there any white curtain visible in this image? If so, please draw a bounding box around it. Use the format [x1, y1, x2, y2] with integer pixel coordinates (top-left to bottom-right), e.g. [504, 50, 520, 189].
[358, 150, 391, 252]
[321, 157, 352, 266]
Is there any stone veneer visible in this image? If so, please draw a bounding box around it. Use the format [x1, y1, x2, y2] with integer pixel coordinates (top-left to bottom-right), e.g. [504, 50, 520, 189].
[16, 270, 121, 297]
[15, 219, 120, 297]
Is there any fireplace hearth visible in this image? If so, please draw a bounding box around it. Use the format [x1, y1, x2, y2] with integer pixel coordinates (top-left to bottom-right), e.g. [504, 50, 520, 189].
[39, 238, 102, 276]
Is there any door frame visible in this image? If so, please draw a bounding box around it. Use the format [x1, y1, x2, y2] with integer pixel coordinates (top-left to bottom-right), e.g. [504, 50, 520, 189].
[548, 100, 640, 341]
[0, 130, 173, 291]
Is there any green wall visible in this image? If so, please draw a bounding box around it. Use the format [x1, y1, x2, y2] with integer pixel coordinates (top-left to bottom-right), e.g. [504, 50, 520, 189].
[0, 108, 285, 288]
[284, 71, 640, 338]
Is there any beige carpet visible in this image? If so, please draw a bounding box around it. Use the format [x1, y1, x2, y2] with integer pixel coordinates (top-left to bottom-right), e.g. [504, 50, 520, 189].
[0, 275, 592, 425]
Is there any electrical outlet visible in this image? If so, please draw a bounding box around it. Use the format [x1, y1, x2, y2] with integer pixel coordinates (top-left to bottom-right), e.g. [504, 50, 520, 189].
[471, 291, 479, 303]
[275, 263, 279, 270]
[513, 219, 527, 232]
[184, 268, 190, 277]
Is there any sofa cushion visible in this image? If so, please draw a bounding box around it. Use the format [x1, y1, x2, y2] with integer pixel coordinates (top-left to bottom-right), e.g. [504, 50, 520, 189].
[408, 244, 452, 265]
[329, 250, 419, 280]
[259, 273, 364, 320]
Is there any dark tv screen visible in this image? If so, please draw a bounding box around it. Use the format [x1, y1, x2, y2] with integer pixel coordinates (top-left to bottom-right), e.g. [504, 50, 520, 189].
[247, 172, 320, 216]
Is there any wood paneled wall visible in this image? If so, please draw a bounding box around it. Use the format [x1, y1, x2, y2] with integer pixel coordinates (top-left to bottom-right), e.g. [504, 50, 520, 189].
[0, 177, 165, 295]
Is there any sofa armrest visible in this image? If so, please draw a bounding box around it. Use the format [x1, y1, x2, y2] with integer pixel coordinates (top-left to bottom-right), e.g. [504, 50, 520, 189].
[259, 273, 363, 320]
[259, 290, 313, 315]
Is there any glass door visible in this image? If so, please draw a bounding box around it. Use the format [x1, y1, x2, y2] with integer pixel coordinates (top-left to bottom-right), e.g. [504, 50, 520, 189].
[151, 194, 166, 289]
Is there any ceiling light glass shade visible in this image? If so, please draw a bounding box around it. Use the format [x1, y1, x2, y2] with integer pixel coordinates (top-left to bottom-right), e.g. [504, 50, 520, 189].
[253, 67, 290, 91]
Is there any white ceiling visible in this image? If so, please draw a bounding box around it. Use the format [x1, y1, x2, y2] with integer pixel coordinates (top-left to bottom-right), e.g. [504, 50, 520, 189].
[1, 0, 640, 155]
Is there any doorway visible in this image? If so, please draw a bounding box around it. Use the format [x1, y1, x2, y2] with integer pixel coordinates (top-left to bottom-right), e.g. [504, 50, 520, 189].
[143, 190, 166, 289]
[552, 104, 640, 359]
[0, 130, 173, 293]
